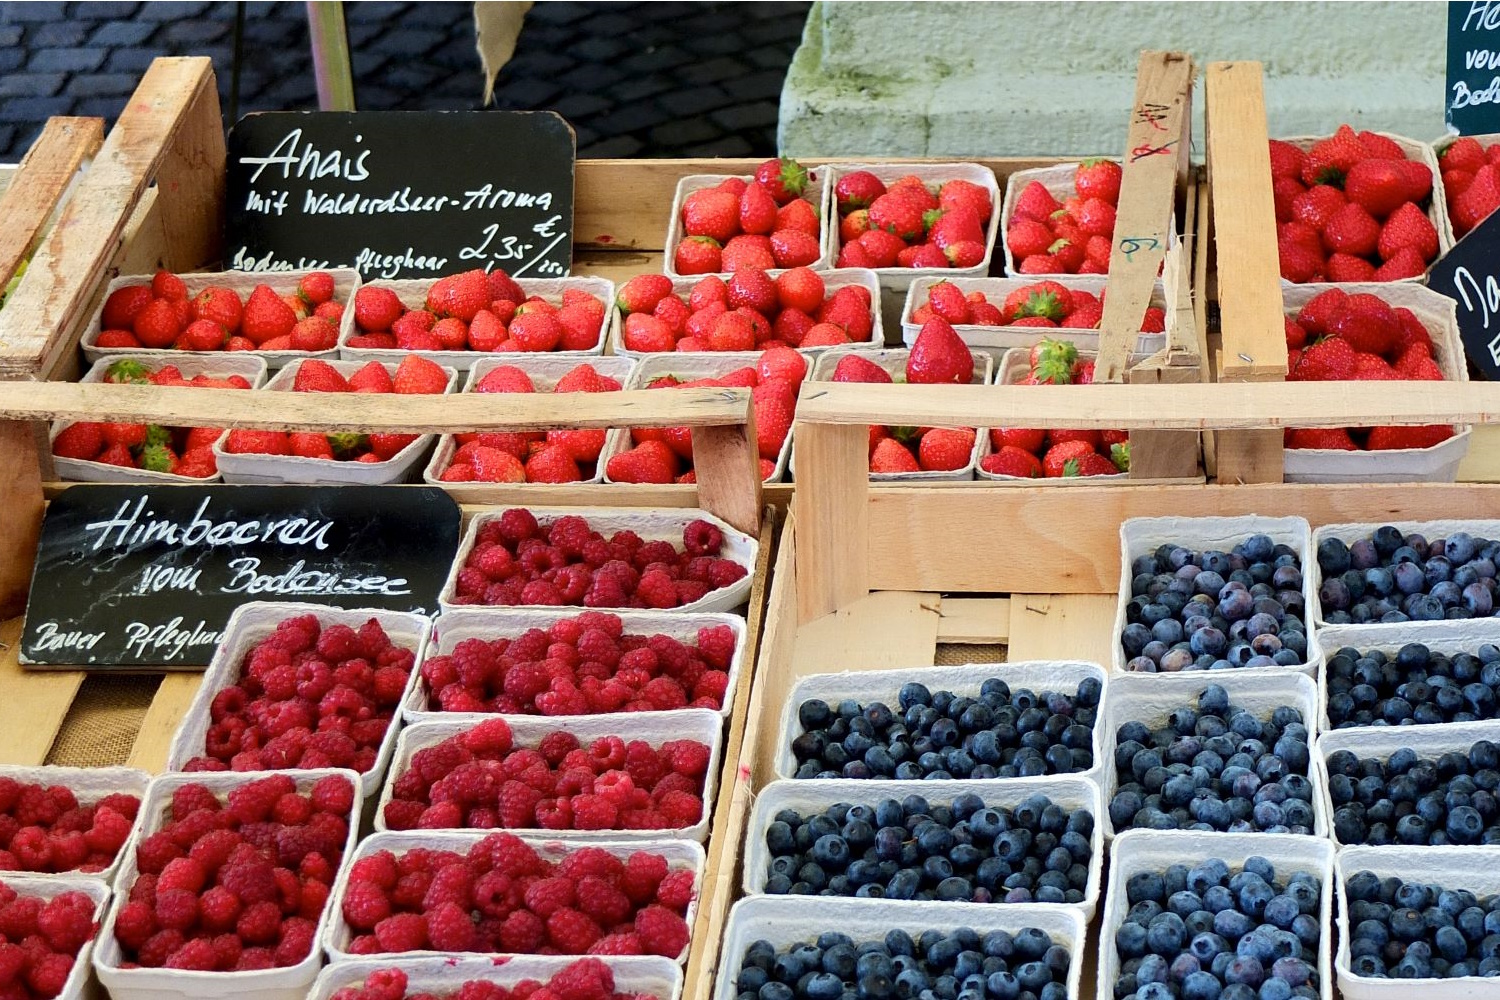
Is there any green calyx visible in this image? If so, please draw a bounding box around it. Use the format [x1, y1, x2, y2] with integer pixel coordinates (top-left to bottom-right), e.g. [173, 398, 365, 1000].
[1033, 357, 1074, 385]
[890, 425, 921, 444]
[1036, 337, 1079, 369]
[140, 443, 175, 473]
[105, 360, 152, 384]
[1020, 292, 1066, 322]
[1047, 238, 1074, 255]
[1062, 458, 1081, 477]
[144, 424, 172, 449]
[1111, 442, 1131, 473]
[778, 158, 809, 196]
[327, 432, 367, 459]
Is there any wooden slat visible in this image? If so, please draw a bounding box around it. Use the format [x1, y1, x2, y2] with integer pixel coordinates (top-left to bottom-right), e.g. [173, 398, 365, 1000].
[0, 118, 103, 294]
[125, 671, 203, 773]
[0, 381, 751, 433]
[1006, 594, 1117, 664]
[792, 422, 870, 623]
[1459, 425, 1500, 481]
[744, 513, 800, 788]
[0, 421, 44, 618]
[0, 58, 217, 377]
[935, 597, 1011, 644]
[0, 618, 82, 765]
[690, 394, 762, 536]
[863, 482, 1500, 595]
[150, 68, 225, 274]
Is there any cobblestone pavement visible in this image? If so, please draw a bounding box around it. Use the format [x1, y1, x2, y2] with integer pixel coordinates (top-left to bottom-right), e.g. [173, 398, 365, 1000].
[0, 1, 810, 160]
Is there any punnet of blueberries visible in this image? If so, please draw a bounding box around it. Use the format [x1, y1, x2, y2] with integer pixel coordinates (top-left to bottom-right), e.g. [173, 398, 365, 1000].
[1326, 739, 1500, 846]
[1109, 684, 1316, 835]
[1112, 857, 1323, 1000]
[760, 791, 1094, 904]
[788, 677, 1101, 780]
[1345, 870, 1500, 979]
[1121, 534, 1309, 672]
[1326, 641, 1500, 729]
[735, 926, 1072, 1000]
[1316, 526, 1500, 623]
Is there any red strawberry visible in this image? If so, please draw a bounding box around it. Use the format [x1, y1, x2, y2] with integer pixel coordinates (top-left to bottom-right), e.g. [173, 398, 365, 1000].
[1067, 452, 1120, 477]
[1290, 184, 1346, 231]
[980, 445, 1042, 478]
[1284, 427, 1358, 450]
[348, 362, 395, 394]
[242, 285, 297, 344]
[832, 354, 892, 384]
[681, 188, 739, 243]
[777, 197, 820, 237]
[525, 444, 582, 483]
[1394, 159, 1434, 203]
[290, 316, 338, 351]
[487, 269, 527, 305]
[132, 298, 182, 349]
[180, 318, 227, 351]
[869, 438, 920, 474]
[945, 240, 986, 268]
[288, 431, 335, 459]
[426, 270, 490, 322]
[102, 284, 154, 330]
[674, 236, 721, 275]
[834, 170, 887, 213]
[1443, 137, 1486, 173]
[1284, 318, 1308, 350]
[1294, 288, 1348, 335]
[1373, 248, 1427, 281]
[1300, 126, 1365, 187]
[1012, 181, 1061, 222]
[1041, 439, 1094, 477]
[917, 428, 974, 472]
[52, 422, 105, 461]
[393, 355, 449, 394]
[1321, 203, 1380, 258]
[224, 429, 290, 455]
[1392, 308, 1435, 355]
[1075, 158, 1123, 205]
[191, 287, 243, 332]
[753, 157, 809, 205]
[617, 275, 673, 315]
[770, 230, 822, 268]
[721, 234, 776, 271]
[1366, 425, 1453, 450]
[292, 359, 350, 393]
[939, 178, 993, 222]
[774, 267, 825, 314]
[752, 378, 796, 460]
[1325, 253, 1377, 282]
[1289, 336, 1357, 381]
[1353, 353, 1399, 380]
[928, 206, 984, 250]
[738, 182, 779, 235]
[606, 440, 679, 483]
[151, 270, 186, 301]
[1343, 158, 1410, 218]
[1007, 218, 1054, 260]
[1328, 294, 1398, 355]
[1377, 202, 1439, 262]
[1277, 232, 1324, 284]
[868, 192, 926, 242]
[1268, 140, 1308, 180]
[927, 281, 971, 323]
[906, 318, 973, 385]
[1394, 343, 1445, 381]
[1272, 175, 1305, 222]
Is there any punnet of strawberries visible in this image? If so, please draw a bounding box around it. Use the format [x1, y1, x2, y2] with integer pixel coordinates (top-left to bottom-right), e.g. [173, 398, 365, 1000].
[1439, 135, 1500, 237]
[1283, 287, 1455, 451]
[96, 270, 343, 352]
[1004, 159, 1123, 274]
[328, 958, 665, 1000]
[111, 772, 355, 972]
[0, 776, 139, 875]
[181, 613, 417, 775]
[349, 269, 606, 353]
[1271, 125, 1440, 282]
[911, 278, 1167, 333]
[832, 169, 994, 270]
[381, 718, 709, 836]
[220, 356, 450, 463]
[433, 362, 623, 484]
[450, 509, 748, 610]
[617, 268, 873, 352]
[606, 346, 802, 484]
[672, 156, 822, 274]
[0, 881, 99, 998]
[824, 318, 980, 475]
[419, 611, 736, 715]
[981, 339, 1128, 479]
[52, 359, 253, 478]
[338, 831, 694, 959]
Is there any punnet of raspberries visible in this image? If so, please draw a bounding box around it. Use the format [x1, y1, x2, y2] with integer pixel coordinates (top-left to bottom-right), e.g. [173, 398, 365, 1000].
[821, 322, 979, 476]
[1283, 287, 1454, 452]
[420, 611, 736, 715]
[0, 881, 99, 998]
[912, 278, 1166, 334]
[348, 269, 605, 353]
[181, 613, 416, 775]
[981, 339, 1128, 480]
[52, 359, 253, 479]
[449, 509, 747, 610]
[329, 958, 665, 1000]
[606, 347, 802, 485]
[381, 718, 710, 834]
[95, 269, 343, 352]
[220, 356, 451, 463]
[672, 157, 822, 274]
[1004, 160, 1122, 274]
[0, 777, 138, 875]
[433, 361, 624, 484]
[111, 772, 354, 972]
[1440, 135, 1500, 237]
[338, 832, 694, 959]
[833, 169, 994, 270]
[1271, 125, 1440, 282]
[617, 268, 874, 353]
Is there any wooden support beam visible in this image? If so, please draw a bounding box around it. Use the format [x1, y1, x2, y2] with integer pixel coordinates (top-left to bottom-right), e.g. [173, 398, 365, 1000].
[0, 619, 80, 766]
[792, 421, 870, 624]
[690, 394, 762, 536]
[0, 117, 103, 297]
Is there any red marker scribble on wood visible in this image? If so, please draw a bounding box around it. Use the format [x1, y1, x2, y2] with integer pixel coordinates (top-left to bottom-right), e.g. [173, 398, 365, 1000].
[1130, 140, 1177, 163]
[595, 234, 614, 244]
[738, 764, 752, 783]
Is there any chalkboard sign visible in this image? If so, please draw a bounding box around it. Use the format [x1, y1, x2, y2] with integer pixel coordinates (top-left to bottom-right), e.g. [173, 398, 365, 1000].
[20, 485, 460, 668]
[1429, 206, 1500, 380]
[225, 110, 575, 280]
[1448, 0, 1500, 136]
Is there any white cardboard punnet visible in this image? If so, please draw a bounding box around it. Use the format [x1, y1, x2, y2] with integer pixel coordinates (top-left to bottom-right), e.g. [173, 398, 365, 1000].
[662, 171, 834, 279]
[4, 874, 111, 1000]
[308, 955, 685, 1000]
[0, 765, 149, 884]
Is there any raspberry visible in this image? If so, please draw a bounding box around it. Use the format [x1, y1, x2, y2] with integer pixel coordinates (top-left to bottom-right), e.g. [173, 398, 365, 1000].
[423, 863, 474, 910]
[0, 941, 23, 984]
[382, 800, 424, 830]
[546, 907, 602, 954]
[226, 774, 296, 824]
[538, 732, 580, 765]
[136, 928, 185, 968]
[695, 624, 736, 669]
[642, 676, 688, 711]
[391, 871, 433, 910]
[96, 793, 141, 821]
[8, 828, 50, 871]
[348, 852, 399, 889]
[37, 892, 95, 953]
[635, 571, 678, 609]
[235, 899, 282, 945]
[198, 885, 242, 932]
[356, 968, 409, 1000]
[656, 790, 703, 827]
[549, 957, 614, 1000]
[499, 908, 545, 953]
[523, 876, 575, 918]
[153, 887, 198, 931]
[316, 623, 360, 661]
[623, 742, 663, 788]
[693, 670, 730, 705]
[83, 806, 133, 856]
[558, 847, 624, 882]
[165, 937, 218, 970]
[461, 718, 514, 756]
[235, 946, 276, 970]
[298, 878, 330, 920]
[425, 900, 479, 951]
[497, 508, 540, 545]
[569, 795, 618, 831]
[26, 952, 73, 994]
[0, 896, 39, 940]
[683, 520, 723, 556]
[472, 870, 518, 918]
[708, 559, 747, 590]
[619, 852, 668, 904]
[169, 783, 221, 820]
[655, 868, 696, 912]
[588, 932, 644, 956]
[311, 774, 356, 816]
[575, 876, 632, 926]
[341, 879, 391, 931]
[211, 933, 242, 970]
[113, 900, 156, 950]
[274, 916, 317, 966]
[634, 904, 690, 958]
[220, 857, 279, 904]
[374, 912, 428, 952]
[662, 740, 711, 778]
[535, 797, 573, 830]
[156, 855, 207, 893]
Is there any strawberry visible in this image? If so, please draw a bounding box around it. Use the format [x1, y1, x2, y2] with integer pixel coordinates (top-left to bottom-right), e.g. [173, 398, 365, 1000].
[1074, 158, 1122, 205]
[290, 316, 338, 351]
[224, 429, 290, 455]
[856, 228, 906, 268]
[1284, 427, 1358, 450]
[1268, 140, 1308, 180]
[1284, 318, 1308, 350]
[392, 355, 449, 394]
[979, 445, 1042, 478]
[176, 448, 217, 478]
[757, 346, 807, 384]
[1392, 308, 1435, 355]
[102, 284, 153, 330]
[1272, 175, 1304, 222]
[1290, 184, 1346, 231]
[622, 313, 675, 352]
[926, 281, 971, 323]
[778, 197, 821, 237]
[832, 354, 892, 384]
[510, 309, 565, 351]
[103, 360, 151, 384]
[674, 236, 721, 275]
[606, 440, 679, 483]
[868, 192, 926, 242]
[242, 285, 297, 344]
[427, 270, 491, 322]
[1012, 181, 1061, 222]
[1321, 203, 1380, 258]
[1066, 452, 1120, 477]
[616, 275, 673, 315]
[132, 298, 182, 349]
[1353, 353, 1400, 380]
[1366, 425, 1453, 450]
[1373, 247, 1427, 281]
[753, 157, 809, 205]
[191, 286, 243, 332]
[869, 438, 920, 474]
[906, 317, 973, 385]
[1007, 218, 1054, 261]
[769, 230, 822, 268]
[1299, 126, 1365, 187]
[752, 378, 796, 460]
[738, 182, 779, 235]
[1325, 253, 1377, 282]
[180, 319, 227, 351]
[834, 170, 886, 213]
[467, 309, 507, 351]
[1443, 137, 1487, 173]
[938, 178, 992, 222]
[475, 365, 535, 394]
[348, 362, 394, 394]
[1342, 158, 1410, 218]
[1041, 439, 1094, 478]
[928, 206, 984, 250]
[52, 422, 105, 461]
[525, 444, 583, 483]
[468, 446, 527, 482]
[917, 428, 974, 471]
[1294, 288, 1348, 336]
[1376, 202, 1438, 262]
[681, 188, 739, 243]
[1394, 159, 1434, 203]
[151, 270, 187, 301]
[1329, 294, 1398, 355]
[292, 359, 350, 393]
[1290, 336, 1357, 381]
[352, 286, 405, 331]
[289, 432, 335, 459]
[1276, 232, 1323, 284]
[1394, 343, 1445, 381]
[945, 240, 986, 268]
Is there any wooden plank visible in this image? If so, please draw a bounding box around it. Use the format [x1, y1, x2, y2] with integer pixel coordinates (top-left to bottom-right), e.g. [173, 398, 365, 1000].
[794, 380, 1500, 432]
[690, 394, 762, 536]
[792, 591, 942, 677]
[0, 381, 751, 433]
[863, 482, 1500, 595]
[1097, 51, 1194, 383]
[792, 421, 870, 623]
[1193, 170, 1219, 480]
[151, 65, 225, 272]
[0, 420, 44, 618]
[0, 118, 103, 294]
[0, 618, 82, 766]
[1460, 425, 1500, 482]
[443, 481, 793, 510]
[744, 513, 800, 789]
[125, 671, 203, 773]
[1006, 594, 1118, 665]
[935, 597, 1011, 644]
[0, 58, 216, 377]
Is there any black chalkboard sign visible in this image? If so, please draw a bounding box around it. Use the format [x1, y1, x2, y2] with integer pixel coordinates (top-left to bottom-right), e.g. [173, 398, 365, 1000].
[20, 485, 460, 668]
[225, 110, 575, 280]
[1430, 206, 1500, 380]
[1448, 0, 1500, 135]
